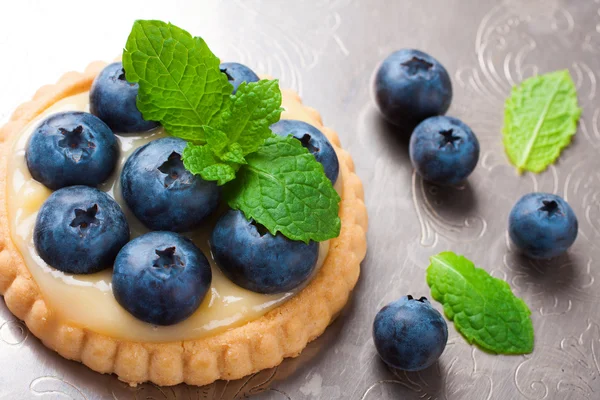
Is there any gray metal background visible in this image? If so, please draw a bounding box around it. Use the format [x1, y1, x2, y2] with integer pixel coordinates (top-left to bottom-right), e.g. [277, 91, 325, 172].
[1, 0, 599, 398]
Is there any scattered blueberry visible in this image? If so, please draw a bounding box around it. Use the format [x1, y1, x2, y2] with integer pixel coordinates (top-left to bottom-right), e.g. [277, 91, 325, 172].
[219, 62, 260, 94]
[26, 111, 118, 190]
[409, 116, 479, 185]
[34, 186, 129, 274]
[509, 193, 578, 259]
[121, 137, 220, 232]
[374, 49, 452, 127]
[373, 295, 448, 371]
[270, 119, 340, 183]
[112, 231, 212, 325]
[210, 210, 319, 294]
[90, 62, 159, 133]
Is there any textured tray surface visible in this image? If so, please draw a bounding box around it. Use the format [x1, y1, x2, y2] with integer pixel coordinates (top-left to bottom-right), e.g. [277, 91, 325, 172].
[1, 0, 599, 398]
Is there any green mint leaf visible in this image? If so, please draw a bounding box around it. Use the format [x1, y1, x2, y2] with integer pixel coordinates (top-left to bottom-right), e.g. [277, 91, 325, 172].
[123, 20, 232, 142]
[182, 143, 236, 185]
[204, 125, 229, 154]
[214, 80, 283, 155]
[220, 143, 247, 164]
[426, 251, 534, 354]
[224, 135, 341, 243]
[200, 164, 237, 185]
[503, 70, 581, 174]
[203, 127, 246, 164]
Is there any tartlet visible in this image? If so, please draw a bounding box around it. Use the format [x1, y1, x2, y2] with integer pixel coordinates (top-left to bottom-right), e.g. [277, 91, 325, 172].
[0, 61, 368, 386]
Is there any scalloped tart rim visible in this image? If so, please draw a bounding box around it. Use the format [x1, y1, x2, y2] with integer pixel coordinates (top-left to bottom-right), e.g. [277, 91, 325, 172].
[0, 61, 368, 387]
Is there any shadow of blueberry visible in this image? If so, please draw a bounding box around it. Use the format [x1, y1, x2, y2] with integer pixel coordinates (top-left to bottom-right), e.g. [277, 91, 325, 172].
[359, 358, 444, 399]
[506, 250, 578, 294]
[373, 115, 417, 160]
[420, 179, 479, 215]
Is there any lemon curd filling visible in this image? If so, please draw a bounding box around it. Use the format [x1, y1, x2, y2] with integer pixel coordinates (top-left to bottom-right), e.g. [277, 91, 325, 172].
[8, 90, 341, 342]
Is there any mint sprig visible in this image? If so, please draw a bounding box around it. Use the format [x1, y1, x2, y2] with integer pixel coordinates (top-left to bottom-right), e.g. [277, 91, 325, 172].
[123, 20, 341, 243]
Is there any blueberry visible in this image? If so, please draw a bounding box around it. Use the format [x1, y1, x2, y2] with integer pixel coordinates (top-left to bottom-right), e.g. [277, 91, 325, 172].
[34, 186, 129, 274]
[509, 193, 578, 259]
[219, 62, 260, 94]
[121, 137, 220, 232]
[90, 62, 159, 133]
[270, 119, 340, 183]
[373, 295, 448, 371]
[26, 111, 119, 190]
[210, 210, 319, 294]
[374, 49, 452, 127]
[409, 116, 479, 185]
[112, 231, 212, 326]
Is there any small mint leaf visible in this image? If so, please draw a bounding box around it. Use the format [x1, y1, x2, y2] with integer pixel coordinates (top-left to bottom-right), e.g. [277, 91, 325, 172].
[123, 20, 232, 142]
[215, 80, 283, 155]
[204, 125, 229, 154]
[182, 143, 236, 185]
[426, 251, 534, 354]
[200, 164, 237, 185]
[224, 135, 341, 243]
[220, 143, 247, 164]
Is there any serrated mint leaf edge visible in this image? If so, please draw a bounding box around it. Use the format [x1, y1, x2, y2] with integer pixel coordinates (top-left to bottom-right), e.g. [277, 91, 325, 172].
[182, 143, 237, 185]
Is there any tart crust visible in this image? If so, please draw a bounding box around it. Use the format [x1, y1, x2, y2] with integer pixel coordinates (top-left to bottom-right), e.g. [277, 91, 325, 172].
[0, 61, 368, 386]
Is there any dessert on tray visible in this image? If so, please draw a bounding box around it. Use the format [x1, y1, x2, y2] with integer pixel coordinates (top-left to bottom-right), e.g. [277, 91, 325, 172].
[0, 20, 367, 386]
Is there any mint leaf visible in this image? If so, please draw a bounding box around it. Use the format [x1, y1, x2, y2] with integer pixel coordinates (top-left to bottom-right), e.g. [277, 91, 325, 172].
[426, 252, 534, 354]
[224, 135, 341, 243]
[220, 143, 247, 164]
[214, 80, 284, 155]
[123, 20, 232, 142]
[503, 70, 581, 174]
[200, 164, 237, 185]
[204, 126, 229, 154]
[182, 144, 236, 185]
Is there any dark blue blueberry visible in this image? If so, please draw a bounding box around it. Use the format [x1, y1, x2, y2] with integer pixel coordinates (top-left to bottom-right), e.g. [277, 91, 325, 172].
[112, 231, 212, 326]
[509, 193, 578, 259]
[409, 116, 479, 185]
[210, 210, 319, 294]
[270, 119, 340, 183]
[219, 62, 260, 94]
[121, 137, 220, 232]
[90, 62, 159, 133]
[373, 295, 448, 371]
[26, 111, 118, 190]
[34, 186, 129, 274]
[374, 49, 452, 127]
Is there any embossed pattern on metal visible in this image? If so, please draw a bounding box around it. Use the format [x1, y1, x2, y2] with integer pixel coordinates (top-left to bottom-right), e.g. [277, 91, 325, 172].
[0, 0, 599, 398]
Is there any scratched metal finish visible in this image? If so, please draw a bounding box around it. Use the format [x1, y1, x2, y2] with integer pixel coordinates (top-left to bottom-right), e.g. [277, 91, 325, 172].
[0, 0, 599, 398]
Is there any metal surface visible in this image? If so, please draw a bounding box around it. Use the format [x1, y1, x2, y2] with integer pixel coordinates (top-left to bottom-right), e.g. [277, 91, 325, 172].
[1, 0, 599, 398]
